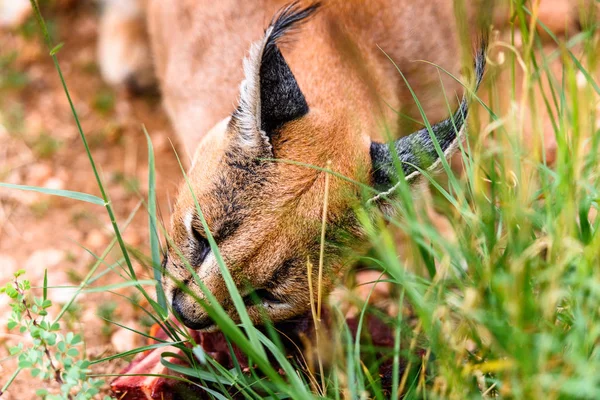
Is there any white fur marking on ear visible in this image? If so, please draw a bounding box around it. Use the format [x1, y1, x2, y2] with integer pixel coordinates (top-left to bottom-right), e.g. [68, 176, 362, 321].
[236, 27, 273, 150]
[184, 210, 194, 238]
[367, 122, 467, 204]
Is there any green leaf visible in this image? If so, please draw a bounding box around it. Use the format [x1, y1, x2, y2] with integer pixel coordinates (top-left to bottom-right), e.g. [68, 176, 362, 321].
[192, 345, 206, 364]
[5, 286, 18, 298]
[71, 334, 82, 345]
[0, 182, 104, 205]
[49, 42, 64, 55]
[90, 341, 185, 364]
[45, 333, 57, 346]
[67, 348, 79, 357]
[81, 279, 157, 293]
[43, 269, 48, 302]
[160, 356, 235, 385]
[145, 128, 168, 314]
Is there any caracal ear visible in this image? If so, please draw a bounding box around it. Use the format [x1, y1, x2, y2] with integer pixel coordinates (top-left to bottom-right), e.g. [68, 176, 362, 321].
[369, 43, 487, 206]
[231, 2, 321, 150]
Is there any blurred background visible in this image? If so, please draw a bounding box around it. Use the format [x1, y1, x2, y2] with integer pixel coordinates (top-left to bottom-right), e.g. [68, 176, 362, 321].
[0, 2, 182, 396]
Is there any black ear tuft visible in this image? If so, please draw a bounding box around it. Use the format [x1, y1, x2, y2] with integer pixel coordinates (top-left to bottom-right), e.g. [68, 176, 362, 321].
[259, 2, 321, 133]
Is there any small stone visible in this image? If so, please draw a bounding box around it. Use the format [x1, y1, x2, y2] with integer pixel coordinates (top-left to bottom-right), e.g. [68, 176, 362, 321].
[46, 271, 79, 305]
[0, 310, 12, 336]
[24, 249, 64, 275]
[85, 230, 106, 250]
[0, 255, 18, 281]
[43, 177, 65, 191]
[27, 164, 53, 186]
[111, 322, 143, 353]
[55, 168, 70, 182]
[82, 308, 98, 324]
[123, 229, 143, 247]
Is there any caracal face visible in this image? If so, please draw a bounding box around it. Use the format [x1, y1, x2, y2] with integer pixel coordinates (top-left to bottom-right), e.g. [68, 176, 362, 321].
[163, 105, 370, 329]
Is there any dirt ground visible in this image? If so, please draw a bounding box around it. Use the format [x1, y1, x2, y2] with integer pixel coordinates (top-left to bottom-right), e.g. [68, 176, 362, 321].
[0, 3, 183, 398]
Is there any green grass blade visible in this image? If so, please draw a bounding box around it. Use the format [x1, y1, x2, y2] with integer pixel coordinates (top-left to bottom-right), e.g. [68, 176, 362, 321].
[90, 342, 185, 365]
[0, 182, 104, 205]
[81, 280, 157, 293]
[43, 269, 48, 302]
[254, 330, 312, 396]
[145, 127, 168, 314]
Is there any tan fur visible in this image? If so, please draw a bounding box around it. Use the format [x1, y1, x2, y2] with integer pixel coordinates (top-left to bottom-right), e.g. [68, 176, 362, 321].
[97, 0, 590, 329]
[154, 0, 470, 328]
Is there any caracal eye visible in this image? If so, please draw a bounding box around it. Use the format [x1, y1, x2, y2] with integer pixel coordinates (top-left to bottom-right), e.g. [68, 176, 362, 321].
[191, 228, 211, 266]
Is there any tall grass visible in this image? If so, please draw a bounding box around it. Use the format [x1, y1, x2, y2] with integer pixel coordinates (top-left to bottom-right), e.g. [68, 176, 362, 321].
[1, 1, 599, 399]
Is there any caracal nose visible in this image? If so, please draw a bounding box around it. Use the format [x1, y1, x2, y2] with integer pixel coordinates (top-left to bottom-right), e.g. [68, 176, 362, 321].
[172, 289, 213, 330]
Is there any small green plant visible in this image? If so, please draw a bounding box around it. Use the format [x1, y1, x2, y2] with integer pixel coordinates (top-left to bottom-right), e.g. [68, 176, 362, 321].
[30, 132, 63, 159]
[30, 199, 51, 218]
[92, 89, 115, 115]
[111, 172, 141, 195]
[1, 103, 26, 136]
[0, 270, 109, 399]
[96, 301, 117, 338]
[0, 52, 29, 90]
